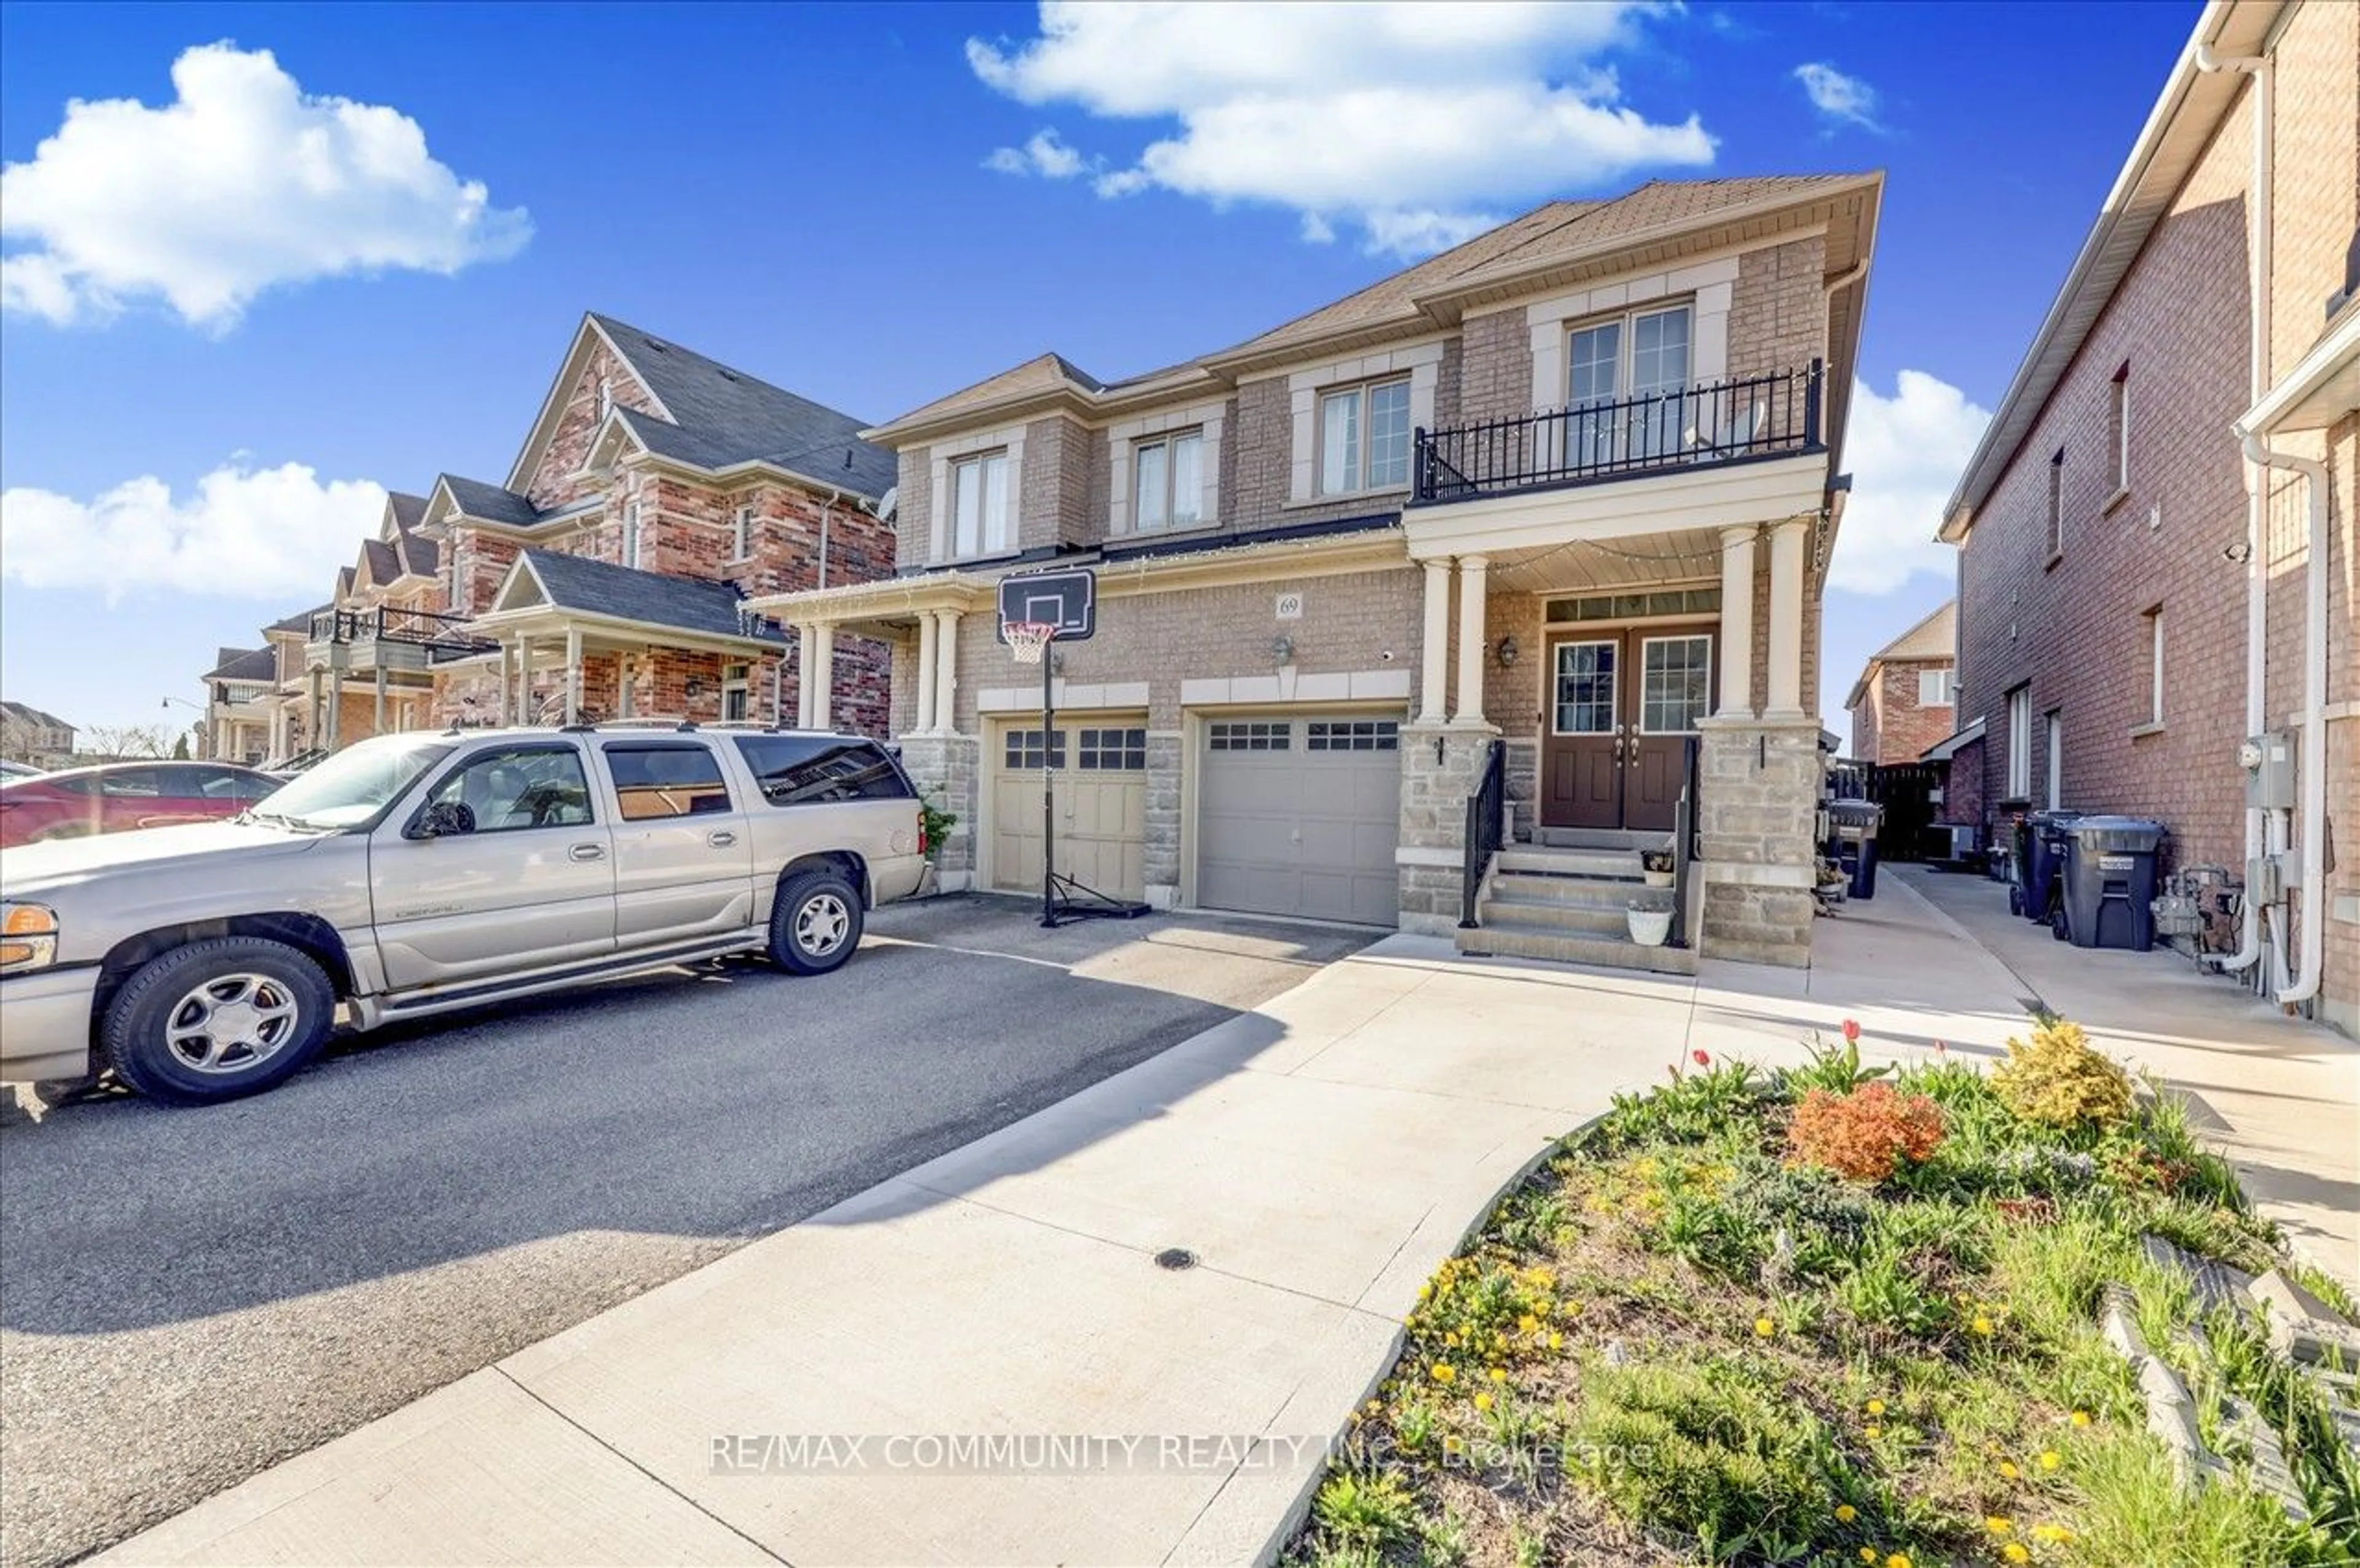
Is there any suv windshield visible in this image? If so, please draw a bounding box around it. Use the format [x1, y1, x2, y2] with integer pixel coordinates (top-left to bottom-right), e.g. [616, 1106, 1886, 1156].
[253, 734, 453, 830]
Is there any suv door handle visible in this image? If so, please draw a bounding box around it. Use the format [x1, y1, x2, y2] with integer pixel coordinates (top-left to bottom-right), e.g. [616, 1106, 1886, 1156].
[569, 842, 605, 862]
[707, 830, 737, 848]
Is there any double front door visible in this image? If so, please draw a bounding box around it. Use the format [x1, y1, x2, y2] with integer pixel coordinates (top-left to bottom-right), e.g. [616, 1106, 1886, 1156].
[1540, 625, 1716, 833]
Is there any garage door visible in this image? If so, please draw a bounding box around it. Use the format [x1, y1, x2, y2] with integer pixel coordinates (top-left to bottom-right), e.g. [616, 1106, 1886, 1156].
[991, 719, 1147, 902]
[1198, 715, 1402, 925]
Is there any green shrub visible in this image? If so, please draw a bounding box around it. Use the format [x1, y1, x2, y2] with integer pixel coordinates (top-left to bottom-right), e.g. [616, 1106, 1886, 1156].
[1991, 1017, 2133, 1132]
[1310, 1468, 1420, 1551]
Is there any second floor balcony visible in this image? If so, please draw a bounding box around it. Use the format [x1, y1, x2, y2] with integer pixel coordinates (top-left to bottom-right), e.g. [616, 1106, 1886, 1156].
[307, 605, 495, 674]
[1412, 361, 1824, 507]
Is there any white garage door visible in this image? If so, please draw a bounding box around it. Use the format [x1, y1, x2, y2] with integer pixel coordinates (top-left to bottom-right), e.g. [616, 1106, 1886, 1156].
[1198, 715, 1402, 925]
[991, 719, 1147, 902]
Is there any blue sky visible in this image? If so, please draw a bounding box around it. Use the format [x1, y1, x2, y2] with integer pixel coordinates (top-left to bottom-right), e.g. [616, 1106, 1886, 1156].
[0, 1, 2200, 745]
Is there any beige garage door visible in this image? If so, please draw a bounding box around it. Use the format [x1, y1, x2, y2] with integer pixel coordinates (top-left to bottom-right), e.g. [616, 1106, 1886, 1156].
[1197, 714, 1402, 925]
[991, 718, 1147, 902]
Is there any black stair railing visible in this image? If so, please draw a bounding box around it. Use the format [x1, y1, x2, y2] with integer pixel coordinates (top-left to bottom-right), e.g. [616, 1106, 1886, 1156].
[1460, 739, 1507, 930]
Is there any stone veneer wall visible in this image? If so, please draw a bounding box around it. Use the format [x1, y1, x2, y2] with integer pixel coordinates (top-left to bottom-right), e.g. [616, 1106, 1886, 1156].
[1396, 726, 1498, 935]
[1698, 719, 1822, 966]
[894, 732, 981, 890]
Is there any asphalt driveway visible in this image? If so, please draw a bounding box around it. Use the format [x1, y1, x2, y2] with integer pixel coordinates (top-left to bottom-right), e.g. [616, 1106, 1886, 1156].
[0, 895, 1372, 1568]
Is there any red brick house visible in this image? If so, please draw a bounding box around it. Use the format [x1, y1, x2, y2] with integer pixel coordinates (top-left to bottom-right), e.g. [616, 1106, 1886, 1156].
[1940, 0, 2356, 1033]
[1844, 600, 1956, 765]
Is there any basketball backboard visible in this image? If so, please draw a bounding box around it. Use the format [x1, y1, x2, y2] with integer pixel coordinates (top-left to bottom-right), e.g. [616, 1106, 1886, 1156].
[996, 566, 1096, 643]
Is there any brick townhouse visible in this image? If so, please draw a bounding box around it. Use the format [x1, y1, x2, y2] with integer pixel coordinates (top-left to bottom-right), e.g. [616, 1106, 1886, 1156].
[1844, 600, 1956, 766]
[218, 315, 898, 759]
[754, 174, 1884, 971]
[1940, 0, 2357, 1033]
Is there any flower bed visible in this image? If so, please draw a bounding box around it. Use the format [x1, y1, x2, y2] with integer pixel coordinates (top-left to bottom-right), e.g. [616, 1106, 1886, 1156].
[1285, 1019, 2360, 1567]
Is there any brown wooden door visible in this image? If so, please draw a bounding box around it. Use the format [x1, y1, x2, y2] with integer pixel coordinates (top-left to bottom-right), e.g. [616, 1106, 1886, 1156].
[1540, 636, 1622, 829]
[1625, 627, 1717, 833]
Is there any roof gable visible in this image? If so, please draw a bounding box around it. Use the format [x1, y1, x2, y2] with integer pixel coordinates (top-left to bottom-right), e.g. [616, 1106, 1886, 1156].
[1870, 600, 1957, 663]
[494, 549, 788, 643]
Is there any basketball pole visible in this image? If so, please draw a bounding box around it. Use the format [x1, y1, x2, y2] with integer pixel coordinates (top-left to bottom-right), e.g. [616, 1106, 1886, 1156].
[1039, 630, 1056, 928]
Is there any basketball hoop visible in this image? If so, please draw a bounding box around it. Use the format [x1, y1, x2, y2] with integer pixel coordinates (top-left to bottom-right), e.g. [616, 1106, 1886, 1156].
[1004, 621, 1055, 665]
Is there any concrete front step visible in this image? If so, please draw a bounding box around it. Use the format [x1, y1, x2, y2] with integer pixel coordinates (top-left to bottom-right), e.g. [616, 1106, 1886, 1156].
[1477, 896, 1637, 936]
[1455, 919, 1699, 975]
[1496, 846, 1649, 879]
[1489, 869, 1667, 907]
[1534, 827, 1667, 852]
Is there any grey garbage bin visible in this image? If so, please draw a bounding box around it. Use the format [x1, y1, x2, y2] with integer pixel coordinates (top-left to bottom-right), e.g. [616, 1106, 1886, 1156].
[1826, 799, 1884, 900]
[2017, 809, 2082, 923]
[2059, 817, 2166, 951]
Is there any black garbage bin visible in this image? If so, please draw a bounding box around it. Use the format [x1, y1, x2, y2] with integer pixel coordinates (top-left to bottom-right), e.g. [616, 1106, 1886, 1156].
[1827, 799, 1884, 900]
[2021, 810, 2081, 923]
[2058, 817, 2166, 951]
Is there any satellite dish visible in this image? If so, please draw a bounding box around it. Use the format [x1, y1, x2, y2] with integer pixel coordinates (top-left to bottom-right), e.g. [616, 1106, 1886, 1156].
[875, 485, 899, 524]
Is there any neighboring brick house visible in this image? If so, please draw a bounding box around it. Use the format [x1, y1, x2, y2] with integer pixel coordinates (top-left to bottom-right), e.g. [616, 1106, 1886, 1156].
[1940, 0, 2356, 1033]
[0, 701, 76, 767]
[224, 315, 898, 754]
[1844, 600, 1956, 764]
[755, 175, 1884, 970]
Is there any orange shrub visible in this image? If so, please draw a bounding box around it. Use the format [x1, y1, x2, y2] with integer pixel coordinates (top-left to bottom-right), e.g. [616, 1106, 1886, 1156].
[1786, 1083, 1946, 1183]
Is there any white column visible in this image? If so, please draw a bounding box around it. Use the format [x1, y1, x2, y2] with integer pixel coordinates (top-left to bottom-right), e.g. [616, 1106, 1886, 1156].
[563, 626, 583, 726]
[496, 643, 513, 725]
[915, 612, 940, 734]
[1452, 555, 1489, 726]
[795, 624, 817, 728]
[1417, 559, 1452, 724]
[517, 638, 536, 726]
[1764, 517, 1809, 721]
[810, 624, 836, 732]
[932, 610, 961, 734]
[1717, 524, 1758, 719]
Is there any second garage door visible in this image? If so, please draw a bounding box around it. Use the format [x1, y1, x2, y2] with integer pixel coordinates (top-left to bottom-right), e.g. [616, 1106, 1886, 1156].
[1197, 714, 1402, 925]
[991, 718, 1147, 902]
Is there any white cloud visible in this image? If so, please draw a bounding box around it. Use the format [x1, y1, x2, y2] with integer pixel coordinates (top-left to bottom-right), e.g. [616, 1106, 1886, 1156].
[1, 463, 387, 602]
[983, 128, 1092, 179]
[1793, 62, 1882, 131]
[1831, 370, 1989, 594]
[0, 42, 530, 331]
[967, 2, 1714, 259]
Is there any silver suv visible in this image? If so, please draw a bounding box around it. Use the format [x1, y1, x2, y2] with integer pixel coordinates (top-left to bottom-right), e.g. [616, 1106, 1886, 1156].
[0, 724, 929, 1105]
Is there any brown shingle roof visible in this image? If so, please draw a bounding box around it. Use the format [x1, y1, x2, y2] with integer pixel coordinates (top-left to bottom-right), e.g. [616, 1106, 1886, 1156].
[867, 353, 1103, 438]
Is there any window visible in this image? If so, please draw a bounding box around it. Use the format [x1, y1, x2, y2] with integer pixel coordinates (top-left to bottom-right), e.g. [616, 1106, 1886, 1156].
[1639, 635, 1713, 733]
[1133, 431, 1204, 531]
[197, 767, 278, 801]
[1918, 668, 1955, 707]
[2109, 364, 2131, 496]
[1553, 641, 1618, 735]
[1004, 729, 1066, 769]
[2047, 450, 2064, 559]
[1569, 303, 1693, 464]
[604, 743, 731, 820]
[1546, 587, 1721, 623]
[96, 768, 161, 798]
[2045, 710, 2063, 810]
[1077, 727, 1147, 770]
[2143, 606, 2164, 726]
[1208, 721, 1290, 751]
[721, 662, 750, 723]
[951, 450, 1012, 557]
[622, 502, 643, 570]
[733, 735, 912, 804]
[1306, 719, 1399, 752]
[2006, 685, 2032, 798]
[1318, 378, 1411, 496]
[731, 504, 756, 561]
[596, 378, 613, 423]
[423, 746, 593, 832]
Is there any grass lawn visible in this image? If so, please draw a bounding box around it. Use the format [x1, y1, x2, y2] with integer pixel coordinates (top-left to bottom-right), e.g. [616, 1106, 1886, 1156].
[1286, 1019, 2360, 1568]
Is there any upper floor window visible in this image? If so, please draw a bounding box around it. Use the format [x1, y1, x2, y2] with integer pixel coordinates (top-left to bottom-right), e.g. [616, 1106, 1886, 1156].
[2005, 684, 2032, 799]
[1133, 430, 1204, 531]
[951, 450, 1011, 557]
[732, 504, 756, 560]
[2142, 605, 2164, 727]
[597, 378, 614, 423]
[622, 501, 643, 570]
[1918, 668, 1954, 707]
[2109, 364, 2131, 498]
[1570, 303, 1691, 463]
[2046, 450, 2064, 559]
[1319, 378, 1411, 496]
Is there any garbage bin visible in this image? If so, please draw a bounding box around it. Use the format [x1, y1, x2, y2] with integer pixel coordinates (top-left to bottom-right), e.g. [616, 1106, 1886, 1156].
[2058, 816, 2166, 951]
[1826, 798, 1884, 900]
[2018, 809, 2082, 923]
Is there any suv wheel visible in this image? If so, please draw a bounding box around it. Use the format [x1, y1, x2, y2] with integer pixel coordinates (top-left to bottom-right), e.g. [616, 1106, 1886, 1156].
[101, 937, 336, 1105]
[769, 868, 863, 976]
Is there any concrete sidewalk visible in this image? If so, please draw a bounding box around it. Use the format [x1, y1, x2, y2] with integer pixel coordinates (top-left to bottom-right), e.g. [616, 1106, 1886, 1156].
[100, 874, 2359, 1567]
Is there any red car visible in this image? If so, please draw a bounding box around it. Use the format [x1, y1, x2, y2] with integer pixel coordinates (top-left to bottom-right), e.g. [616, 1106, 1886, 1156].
[0, 762, 282, 849]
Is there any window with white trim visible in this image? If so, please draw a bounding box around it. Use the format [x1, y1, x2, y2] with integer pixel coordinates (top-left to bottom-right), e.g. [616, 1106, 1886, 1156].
[2142, 606, 2163, 726]
[2047, 449, 2065, 558]
[1568, 302, 1693, 463]
[2045, 710, 2063, 810]
[1133, 429, 1203, 531]
[951, 450, 1012, 557]
[2005, 684, 2031, 799]
[1917, 668, 1954, 707]
[1318, 378, 1411, 496]
[622, 502, 643, 569]
[722, 662, 750, 722]
[731, 504, 755, 560]
[2109, 364, 2131, 496]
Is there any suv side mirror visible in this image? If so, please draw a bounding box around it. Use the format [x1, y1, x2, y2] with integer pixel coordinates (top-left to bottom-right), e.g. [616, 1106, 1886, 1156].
[409, 801, 477, 840]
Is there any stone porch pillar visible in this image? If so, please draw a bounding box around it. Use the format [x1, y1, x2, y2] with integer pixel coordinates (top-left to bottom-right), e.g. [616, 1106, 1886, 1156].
[1452, 555, 1489, 727]
[1417, 558, 1451, 726]
[931, 610, 961, 734]
[1718, 524, 1758, 720]
[1764, 517, 1809, 721]
[915, 612, 940, 733]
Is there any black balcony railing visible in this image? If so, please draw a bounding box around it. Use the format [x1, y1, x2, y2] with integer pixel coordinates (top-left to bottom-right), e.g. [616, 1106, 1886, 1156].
[1413, 359, 1823, 505]
[310, 605, 494, 656]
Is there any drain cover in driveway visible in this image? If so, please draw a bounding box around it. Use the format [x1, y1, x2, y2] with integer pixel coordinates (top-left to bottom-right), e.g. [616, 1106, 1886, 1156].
[1154, 1248, 1198, 1271]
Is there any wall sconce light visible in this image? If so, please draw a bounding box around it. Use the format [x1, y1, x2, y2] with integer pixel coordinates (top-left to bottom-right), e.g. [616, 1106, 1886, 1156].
[1495, 635, 1519, 667]
[1271, 633, 1296, 665]
[683, 677, 707, 698]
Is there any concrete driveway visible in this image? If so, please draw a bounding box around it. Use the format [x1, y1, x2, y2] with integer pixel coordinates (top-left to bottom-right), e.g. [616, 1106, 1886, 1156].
[0, 896, 1372, 1568]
